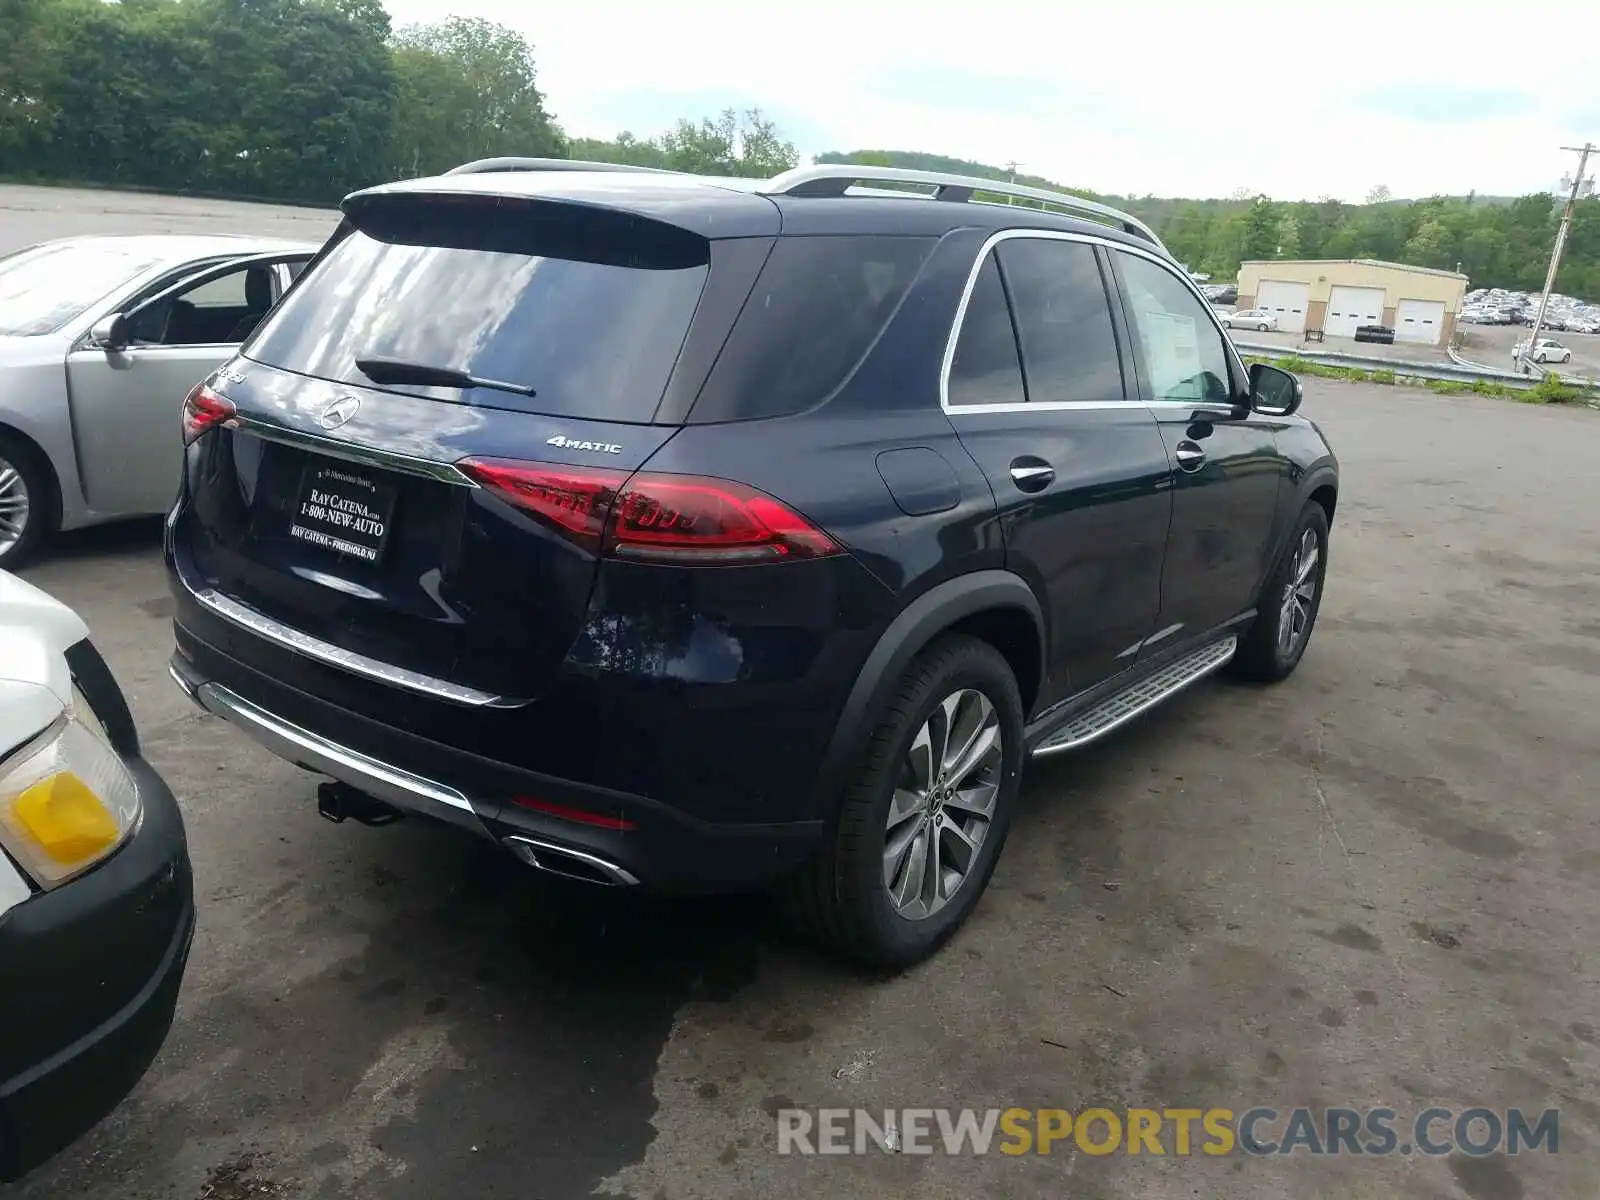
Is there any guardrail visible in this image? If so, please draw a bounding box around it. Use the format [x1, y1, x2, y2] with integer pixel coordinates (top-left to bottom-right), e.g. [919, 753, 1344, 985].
[1232, 340, 1596, 393]
[1445, 342, 1597, 389]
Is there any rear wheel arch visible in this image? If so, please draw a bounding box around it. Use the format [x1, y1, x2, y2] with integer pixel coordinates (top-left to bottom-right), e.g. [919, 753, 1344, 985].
[1308, 480, 1337, 525]
[808, 571, 1044, 819]
[946, 605, 1041, 717]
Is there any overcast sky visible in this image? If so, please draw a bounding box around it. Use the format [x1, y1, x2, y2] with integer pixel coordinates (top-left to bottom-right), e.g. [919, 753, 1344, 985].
[383, 0, 1599, 203]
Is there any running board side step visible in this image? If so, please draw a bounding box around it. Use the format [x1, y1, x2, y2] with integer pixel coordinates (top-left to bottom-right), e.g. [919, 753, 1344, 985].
[1030, 636, 1238, 757]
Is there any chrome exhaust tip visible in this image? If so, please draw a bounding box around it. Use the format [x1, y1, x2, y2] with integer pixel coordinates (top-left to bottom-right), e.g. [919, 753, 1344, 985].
[504, 835, 639, 887]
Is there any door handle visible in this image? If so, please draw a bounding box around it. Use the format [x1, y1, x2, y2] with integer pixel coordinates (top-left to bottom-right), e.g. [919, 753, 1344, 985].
[1173, 441, 1207, 472]
[1008, 459, 1055, 492]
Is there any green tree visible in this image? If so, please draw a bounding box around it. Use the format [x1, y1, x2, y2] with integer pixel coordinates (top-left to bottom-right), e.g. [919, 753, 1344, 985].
[657, 107, 796, 177]
[1402, 218, 1454, 269]
[0, 0, 58, 167]
[1240, 195, 1280, 261]
[570, 131, 668, 169]
[390, 16, 563, 177]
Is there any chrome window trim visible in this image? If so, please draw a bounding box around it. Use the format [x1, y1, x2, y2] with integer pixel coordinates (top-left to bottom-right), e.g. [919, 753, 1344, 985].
[225, 413, 480, 488]
[939, 228, 1249, 416]
[182, 583, 505, 707]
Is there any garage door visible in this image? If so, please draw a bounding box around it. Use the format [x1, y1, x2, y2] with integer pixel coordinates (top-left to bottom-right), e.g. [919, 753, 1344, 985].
[1326, 286, 1386, 338]
[1395, 298, 1446, 345]
[1254, 280, 1310, 334]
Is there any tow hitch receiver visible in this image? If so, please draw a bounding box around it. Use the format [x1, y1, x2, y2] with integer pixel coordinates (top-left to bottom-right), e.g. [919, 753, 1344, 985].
[317, 781, 403, 827]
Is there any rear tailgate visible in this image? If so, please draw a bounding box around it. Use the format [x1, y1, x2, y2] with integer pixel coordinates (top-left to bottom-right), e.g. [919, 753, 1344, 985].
[171, 185, 777, 703]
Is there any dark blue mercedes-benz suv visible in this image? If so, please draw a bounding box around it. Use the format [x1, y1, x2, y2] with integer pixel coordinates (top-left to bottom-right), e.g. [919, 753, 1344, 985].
[165, 160, 1338, 967]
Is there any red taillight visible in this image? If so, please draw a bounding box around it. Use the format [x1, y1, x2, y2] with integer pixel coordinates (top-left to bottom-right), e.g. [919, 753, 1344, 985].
[511, 795, 636, 831]
[181, 383, 236, 446]
[458, 460, 623, 551]
[457, 458, 841, 565]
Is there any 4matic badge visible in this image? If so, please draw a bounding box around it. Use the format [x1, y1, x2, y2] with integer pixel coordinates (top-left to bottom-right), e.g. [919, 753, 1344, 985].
[547, 434, 622, 454]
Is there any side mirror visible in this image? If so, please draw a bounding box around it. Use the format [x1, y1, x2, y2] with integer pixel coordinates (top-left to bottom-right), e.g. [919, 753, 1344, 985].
[1249, 362, 1302, 416]
[91, 313, 130, 352]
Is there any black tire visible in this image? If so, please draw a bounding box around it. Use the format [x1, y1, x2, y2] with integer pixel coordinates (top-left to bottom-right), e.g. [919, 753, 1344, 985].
[1228, 501, 1330, 683]
[781, 634, 1026, 969]
[0, 432, 52, 571]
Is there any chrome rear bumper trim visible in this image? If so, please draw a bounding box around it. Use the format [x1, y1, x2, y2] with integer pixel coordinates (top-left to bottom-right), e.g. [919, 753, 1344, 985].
[193, 680, 490, 836]
[185, 584, 502, 707]
[227, 413, 479, 488]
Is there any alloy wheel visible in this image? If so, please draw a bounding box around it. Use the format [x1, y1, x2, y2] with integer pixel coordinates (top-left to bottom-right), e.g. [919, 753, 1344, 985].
[0, 457, 29, 557]
[1277, 526, 1320, 658]
[883, 688, 1003, 921]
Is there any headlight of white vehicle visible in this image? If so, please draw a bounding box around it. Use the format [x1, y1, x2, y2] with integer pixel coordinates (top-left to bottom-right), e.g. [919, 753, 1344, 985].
[0, 692, 142, 888]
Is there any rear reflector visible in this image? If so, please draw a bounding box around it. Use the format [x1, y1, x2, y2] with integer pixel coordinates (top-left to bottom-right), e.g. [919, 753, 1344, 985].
[181, 382, 236, 446]
[457, 458, 841, 565]
[510, 795, 636, 831]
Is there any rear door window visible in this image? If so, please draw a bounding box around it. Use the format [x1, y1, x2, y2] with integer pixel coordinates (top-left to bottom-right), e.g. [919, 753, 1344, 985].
[244, 201, 711, 422]
[947, 254, 1025, 407]
[689, 235, 935, 422]
[994, 238, 1126, 405]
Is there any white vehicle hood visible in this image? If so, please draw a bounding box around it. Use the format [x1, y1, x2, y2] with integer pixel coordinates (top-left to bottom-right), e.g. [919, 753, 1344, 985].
[0, 569, 86, 732]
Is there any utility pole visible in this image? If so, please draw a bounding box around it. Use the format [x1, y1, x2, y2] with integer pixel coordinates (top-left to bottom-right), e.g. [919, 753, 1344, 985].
[1523, 142, 1595, 372]
[1004, 160, 1021, 205]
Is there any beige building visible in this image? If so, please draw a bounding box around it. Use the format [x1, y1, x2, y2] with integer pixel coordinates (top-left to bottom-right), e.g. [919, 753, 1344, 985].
[1235, 259, 1469, 347]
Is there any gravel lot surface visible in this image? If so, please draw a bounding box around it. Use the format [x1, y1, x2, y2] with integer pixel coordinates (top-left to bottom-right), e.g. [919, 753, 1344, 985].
[0, 184, 339, 256]
[4, 187, 1600, 1200]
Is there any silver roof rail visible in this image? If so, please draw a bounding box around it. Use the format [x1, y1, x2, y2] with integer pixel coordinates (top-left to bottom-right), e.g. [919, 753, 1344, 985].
[761, 164, 1166, 252]
[444, 157, 674, 176]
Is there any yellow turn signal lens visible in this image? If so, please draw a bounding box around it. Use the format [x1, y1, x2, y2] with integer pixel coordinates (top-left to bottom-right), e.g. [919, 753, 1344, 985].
[10, 771, 119, 865]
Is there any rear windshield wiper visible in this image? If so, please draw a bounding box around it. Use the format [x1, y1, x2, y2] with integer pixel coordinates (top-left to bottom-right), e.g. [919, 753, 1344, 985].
[355, 356, 537, 398]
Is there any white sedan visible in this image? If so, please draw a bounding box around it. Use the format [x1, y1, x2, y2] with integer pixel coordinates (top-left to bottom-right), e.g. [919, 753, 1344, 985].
[1514, 338, 1573, 365]
[0, 234, 317, 568]
[1220, 308, 1278, 332]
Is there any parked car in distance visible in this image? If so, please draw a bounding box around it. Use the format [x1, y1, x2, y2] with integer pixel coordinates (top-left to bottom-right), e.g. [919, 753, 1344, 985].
[0, 570, 195, 1181]
[166, 160, 1338, 968]
[1354, 324, 1395, 344]
[1220, 308, 1277, 331]
[1206, 284, 1238, 306]
[0, 235, 318, 569]
[1514, 337, 1572, 364]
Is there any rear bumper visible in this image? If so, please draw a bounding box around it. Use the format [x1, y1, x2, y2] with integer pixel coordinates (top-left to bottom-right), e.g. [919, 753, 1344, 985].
[0, 759, 195, 1182]
[168, 641, 823, 893]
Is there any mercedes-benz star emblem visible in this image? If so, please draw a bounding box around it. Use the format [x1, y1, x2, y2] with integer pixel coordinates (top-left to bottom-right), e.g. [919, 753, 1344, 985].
[318, 395, 361, 430]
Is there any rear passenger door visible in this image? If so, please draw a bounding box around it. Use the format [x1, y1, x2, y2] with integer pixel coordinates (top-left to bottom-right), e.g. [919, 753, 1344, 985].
[943, 233, 1174, 708]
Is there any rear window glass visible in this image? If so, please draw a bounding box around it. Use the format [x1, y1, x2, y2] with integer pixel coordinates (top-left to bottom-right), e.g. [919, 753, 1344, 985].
[244, 204, 710, 422]
[690, 235, 935, 422]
